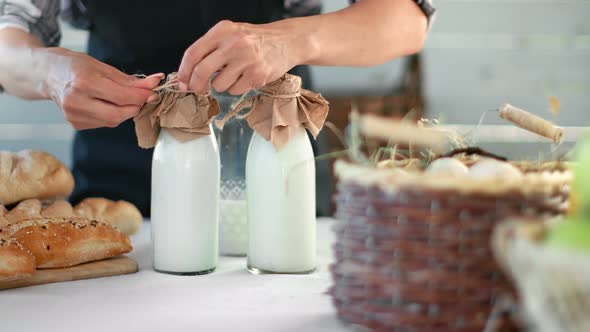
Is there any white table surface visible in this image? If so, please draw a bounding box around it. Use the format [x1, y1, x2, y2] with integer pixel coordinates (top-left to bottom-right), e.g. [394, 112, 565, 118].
[0, 218, 350, 332]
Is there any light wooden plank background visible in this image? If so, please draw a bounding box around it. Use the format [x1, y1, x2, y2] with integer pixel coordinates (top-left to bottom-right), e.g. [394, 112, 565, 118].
[1, 0, 589, 164]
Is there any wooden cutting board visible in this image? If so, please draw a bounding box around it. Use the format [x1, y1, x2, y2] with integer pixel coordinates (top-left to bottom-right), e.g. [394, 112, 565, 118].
[0, 256, 138, 290]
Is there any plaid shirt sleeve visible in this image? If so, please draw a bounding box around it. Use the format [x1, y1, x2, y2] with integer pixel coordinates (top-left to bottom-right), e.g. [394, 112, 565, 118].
[413, 0, 436, 26]
[0, 0, 61, 46]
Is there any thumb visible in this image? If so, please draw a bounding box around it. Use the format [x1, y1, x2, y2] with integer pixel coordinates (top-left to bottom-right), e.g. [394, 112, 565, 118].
[128, 73, 165, 90]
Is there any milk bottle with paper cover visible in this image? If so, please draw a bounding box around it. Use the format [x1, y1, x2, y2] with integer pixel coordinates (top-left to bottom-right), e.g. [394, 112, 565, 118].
[134, 73, 220, 275]
[229, 74, 329, 274]
[213, 91, 253, 257]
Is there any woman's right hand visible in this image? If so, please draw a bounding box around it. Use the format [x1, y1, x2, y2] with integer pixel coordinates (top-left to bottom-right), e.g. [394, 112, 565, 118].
[42, 48, 163, 130]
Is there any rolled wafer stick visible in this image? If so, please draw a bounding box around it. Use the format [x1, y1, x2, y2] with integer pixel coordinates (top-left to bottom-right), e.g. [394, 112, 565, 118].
[359, 114, 448, 151]
[498, 103, 563, 143]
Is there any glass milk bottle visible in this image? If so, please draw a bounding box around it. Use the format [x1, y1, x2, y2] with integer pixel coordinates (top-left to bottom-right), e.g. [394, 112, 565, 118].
[213, 91, 253, 256]
[246, 125, 316, 274]
[151, 127, 220, 275]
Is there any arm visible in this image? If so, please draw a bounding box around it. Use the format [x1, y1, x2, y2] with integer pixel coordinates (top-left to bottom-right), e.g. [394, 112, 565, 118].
[178, 0, 429, 95]
[0, 1, 162, 130]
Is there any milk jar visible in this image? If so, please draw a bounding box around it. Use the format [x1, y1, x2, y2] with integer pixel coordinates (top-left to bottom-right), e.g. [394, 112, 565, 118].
[134, 74, 221, 276]
[239, 74, 329, 274]
[213, 91, 253, 256]
[246, 126, 316, 273]
[151, 128, 220, 275]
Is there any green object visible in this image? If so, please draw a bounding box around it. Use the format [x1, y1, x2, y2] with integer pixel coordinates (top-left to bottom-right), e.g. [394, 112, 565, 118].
[572, 135, 590, 218]
[545, 220, 590, 252]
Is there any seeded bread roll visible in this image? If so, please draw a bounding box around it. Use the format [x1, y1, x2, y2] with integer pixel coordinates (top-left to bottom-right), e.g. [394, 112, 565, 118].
[0, 238, 35, 281]
[74, 198, 143, 236]
[41, 200, 74, 217]
[0, 199, 74, 226]
[0, 198, 142, 236]
[0, 217, 132, 269]
[0, 150, 75, 206]
[4, 199, 42, 224]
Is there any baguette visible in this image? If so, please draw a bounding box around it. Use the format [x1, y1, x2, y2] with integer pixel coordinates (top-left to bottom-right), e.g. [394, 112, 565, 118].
[0, 238, 35, 281]
[0, 150, 74, 206]
[0, 217, 132, 269]
[74, 198, 143, 235]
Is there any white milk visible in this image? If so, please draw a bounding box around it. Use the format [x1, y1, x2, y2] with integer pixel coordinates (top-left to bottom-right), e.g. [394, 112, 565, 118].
[219, 199, 248, 256]
[151, 128, 220, 275]
[246, 126, 316, 274]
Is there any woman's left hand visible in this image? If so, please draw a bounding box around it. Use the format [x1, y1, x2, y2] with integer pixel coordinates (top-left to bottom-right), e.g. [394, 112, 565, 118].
[177, 20, 306, 95]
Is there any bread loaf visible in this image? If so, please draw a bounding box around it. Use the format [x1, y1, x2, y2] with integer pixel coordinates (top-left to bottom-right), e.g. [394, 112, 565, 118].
[0, 150, 74, 206]
[74, 198, 142, 235]
[0, 199, 72, 226]
[4, 199, 42, 224]
[0, 198, 142, 236]
[0, 238, 35, 281]
[0, 205, 8, 229]
[41, 200, 74, 217]
[0, 217, 132, 269]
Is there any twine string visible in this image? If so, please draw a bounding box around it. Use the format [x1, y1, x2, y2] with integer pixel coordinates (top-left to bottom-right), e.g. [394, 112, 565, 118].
[214, 89, 301, 130]
[215, 92, 254, 130]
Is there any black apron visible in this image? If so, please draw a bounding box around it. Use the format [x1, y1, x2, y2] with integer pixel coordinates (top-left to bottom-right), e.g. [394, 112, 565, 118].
[70, 0, 329, 216]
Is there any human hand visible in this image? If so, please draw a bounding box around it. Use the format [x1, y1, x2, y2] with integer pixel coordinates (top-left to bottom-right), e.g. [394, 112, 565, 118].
[42, 48, 163, 130]
[178, 20, 308, 95]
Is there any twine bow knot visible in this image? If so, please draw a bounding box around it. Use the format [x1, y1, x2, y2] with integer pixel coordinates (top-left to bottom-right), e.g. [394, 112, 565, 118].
[216, 74, 329, 150]
[134, 73, 220, 148]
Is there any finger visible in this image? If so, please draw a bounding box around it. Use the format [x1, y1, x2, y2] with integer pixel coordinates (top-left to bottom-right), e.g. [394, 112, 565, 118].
[178, 43, 216, 90]
[228, 75, 254, 95]
[61, 99, 103, 130]
[98, 62, 141, 85]
[188, 49, 226, 94]
[91, 76, 154, 106]
[128, 73, 165, 90]
[91, 100, 142, 126]
[211, 63, 244, 93]
[72, 96, 141, 127]
[67, 116, 100, 131]
[97, 62, 162, 91]
[177, 23, 229, 90]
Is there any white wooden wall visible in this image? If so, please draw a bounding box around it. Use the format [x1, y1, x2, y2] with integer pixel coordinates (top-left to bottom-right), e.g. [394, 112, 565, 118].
[1, 0, 589, 164]
[424, 0, 590, 127]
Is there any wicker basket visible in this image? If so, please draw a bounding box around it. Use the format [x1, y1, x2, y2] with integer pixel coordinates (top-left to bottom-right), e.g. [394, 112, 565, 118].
[330, 159, 571, 332]
[493, 220, 590, 332]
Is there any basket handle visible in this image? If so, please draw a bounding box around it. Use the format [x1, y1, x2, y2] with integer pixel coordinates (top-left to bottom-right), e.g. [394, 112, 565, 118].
[358, 114, 448, 151]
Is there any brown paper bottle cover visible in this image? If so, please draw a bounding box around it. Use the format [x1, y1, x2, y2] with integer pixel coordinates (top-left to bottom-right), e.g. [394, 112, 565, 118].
[221, 74, 329, 150]
[134, 73, 221, 149]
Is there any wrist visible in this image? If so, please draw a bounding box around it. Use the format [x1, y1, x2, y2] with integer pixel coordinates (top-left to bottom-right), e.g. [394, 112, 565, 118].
[270, 17, 321, 68]
[33, 47, 70, 100]
[0, 45, 50, 99]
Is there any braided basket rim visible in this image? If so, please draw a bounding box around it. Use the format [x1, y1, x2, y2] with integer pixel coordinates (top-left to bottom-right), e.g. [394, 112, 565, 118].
[335, 160, 572, 198]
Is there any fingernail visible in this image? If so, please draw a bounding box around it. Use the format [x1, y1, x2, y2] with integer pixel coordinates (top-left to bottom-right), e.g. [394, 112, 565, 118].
[145, 73, 164, 80]
[147, 93, 158, 103]
[178, 82, 188, 91]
